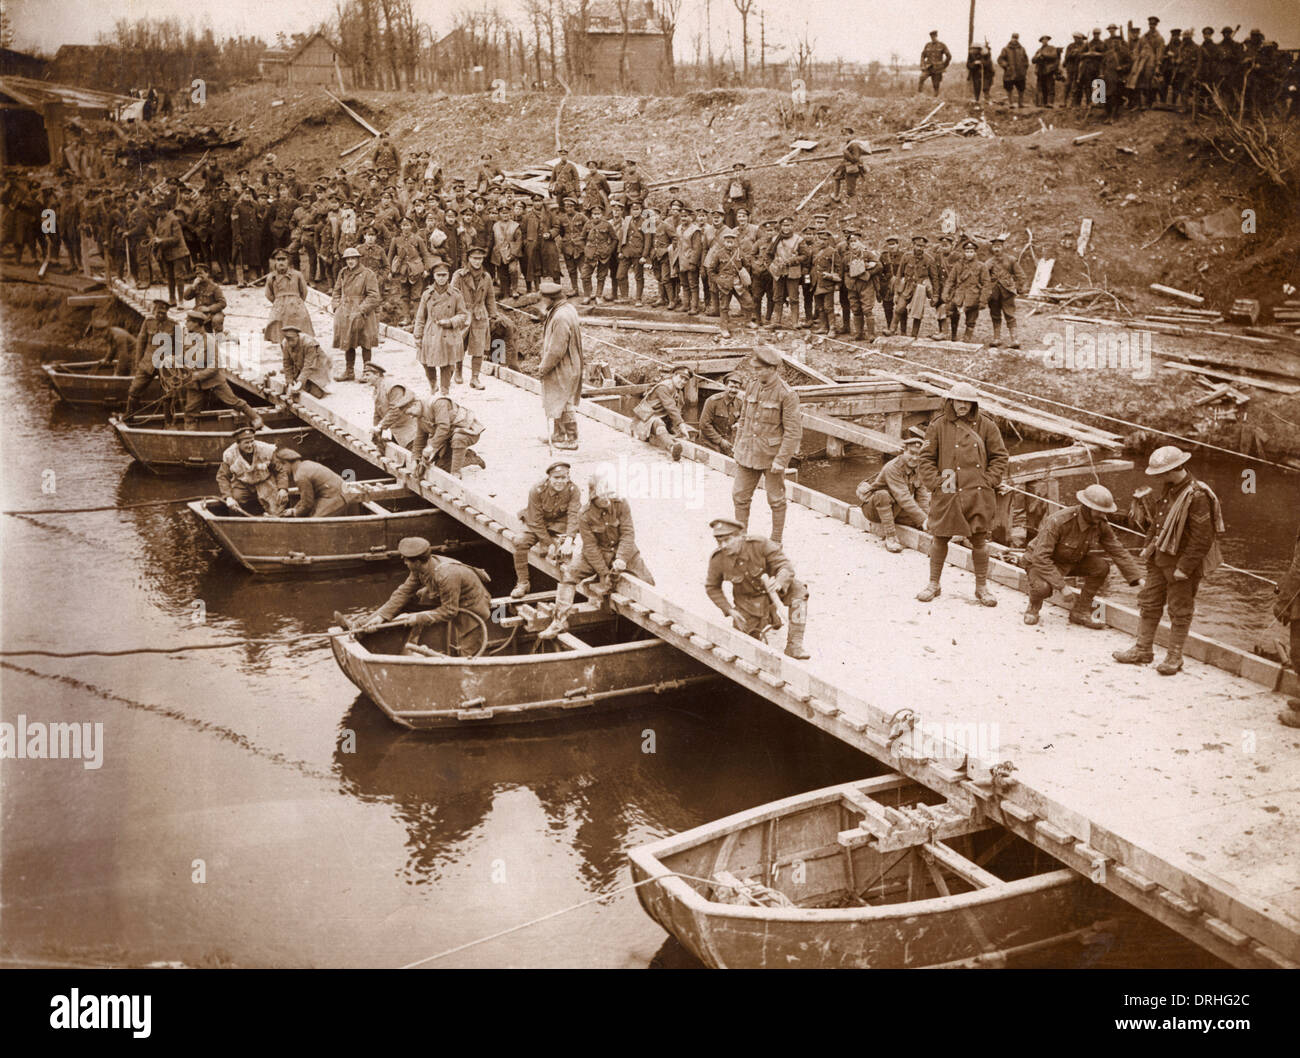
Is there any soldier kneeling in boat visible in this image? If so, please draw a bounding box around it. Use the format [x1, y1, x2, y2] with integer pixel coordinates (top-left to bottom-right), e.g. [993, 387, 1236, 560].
[705, 517, 810, 659]
[510, 460, 581, 599]
[217, 426, 290, 517]
[410, 393, 486, 479]
[275, 448, 358, 518]
[1021, 484, 1141, 628]
[539, 471, 654, 639]
[855, 435, 930, 553]
[361, 536, 493, 655]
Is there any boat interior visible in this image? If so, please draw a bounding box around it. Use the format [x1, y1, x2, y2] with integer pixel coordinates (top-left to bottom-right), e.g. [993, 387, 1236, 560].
[118, 407, 287, 431]
[658, 776, 1072, 911]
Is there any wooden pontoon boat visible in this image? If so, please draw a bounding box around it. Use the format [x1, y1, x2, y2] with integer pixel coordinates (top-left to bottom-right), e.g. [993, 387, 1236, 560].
[187, 480, 482, 574]
[330, 596, 717, 730]
[629, 774, 1115, 968]
[109, 408, 331, 473]
[43, 359, 159, 408]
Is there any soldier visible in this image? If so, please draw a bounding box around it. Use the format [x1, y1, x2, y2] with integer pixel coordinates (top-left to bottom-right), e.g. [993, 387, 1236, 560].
[537, 279, 583, 450]
[216, 426, 289, 516]
[1101, 23, 1132, 121]
[841, 227, 880, 341]
[1195, 27, 1222, 111]
[1063, 32, 1087, 107]
[361, 536, 492, 657]
[450, 244, 499, 389]
[721, 162, 753, 228]
[580, 203, 617, 305]
[181, 263, 227, 335]
[1131, 16, 1166, 109]
[915, 381, 1008, 607]
[412, 261, 468, 395]
[706, 517, 810, 659]
[632, 364, 695, 461]
[983, 235, 1025, 348]
[558, 197, 586, 296]
[877, 235, 902, 334]
[178, 311, 265, 432]
[674, 205, 705, 315]
[510, 460, 581, 598]
[278, 324, 333, 400]
[411, 393, 485, 478]
[616, 198, 648, 304]
[809, 227, 839, 335]
[732, 345, 801, 543]
[331, 245, 381, 382]
[1032, 35, 1062, 107]
[767, 216, 806, 330]
[830, 128, 866, 203]
[919, 30, 952, 95]
[123, 298, 173, 420]
[276, 449, 355, 518]
[856, 435, 930, 552]
[1274, 520, 1300, 728]
[1078, 28, 1106, 110]
[709, 229, 755, 338]
[967, 42, 995, 102]
[1169, 30, 1199, 111]
[366, 365, 419, 451]
[998, 32, 1030, 108]
[749, 218, 778, 326]
[1114, 446, 1224, 676]
[651, 202, 679, 308]
[1219, 26, 1245, 103]
[621, 159, 646, 206]
[698, 372, 744, 456]
[264, 247, 313, 344]
[942, 238, 987, 342]
[929, 233, 959, 340]
[892, 234, 940, 339]
[550, 147, 580, 205]
[540, 470, 655, 639]
[1023, 484, 1141, 628]
[389, 215, 433, 325]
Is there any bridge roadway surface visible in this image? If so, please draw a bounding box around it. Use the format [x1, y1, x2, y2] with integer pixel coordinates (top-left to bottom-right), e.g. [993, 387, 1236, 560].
[116, 278, 1300, 968]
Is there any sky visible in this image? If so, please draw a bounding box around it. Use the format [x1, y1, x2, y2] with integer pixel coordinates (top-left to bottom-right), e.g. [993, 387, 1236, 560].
[8, 0, 1299, 63]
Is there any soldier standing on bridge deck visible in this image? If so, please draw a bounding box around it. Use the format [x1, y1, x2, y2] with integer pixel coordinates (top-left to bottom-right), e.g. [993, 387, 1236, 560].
[857, 435, 930, 553]
[1274, 522, 1300, 728]
[540, 471, 655, 640]
[537, 279, 583, 451]
[915, 381, 1008, 607]
[706, 517, 811, 660]
[1022, 484, 1141, 628]
[331, 245, 381, 382]
[919, 31, 952, 96]
[1114, 446, 1224, 676]
[732, 345, 801, 544]
[510, 460, 581, 599]
[362, 536, 492, 656]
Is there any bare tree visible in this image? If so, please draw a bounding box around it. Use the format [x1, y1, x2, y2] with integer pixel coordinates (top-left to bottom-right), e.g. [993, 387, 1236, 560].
[794, 20, 815, 84]
[731, 0, 754, 81]
[615, 0, 633, 91]
[656, 0, 683, 86]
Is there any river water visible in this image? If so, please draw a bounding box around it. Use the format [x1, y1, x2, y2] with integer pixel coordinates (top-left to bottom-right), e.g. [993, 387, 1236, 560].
[0, 343, 1231, 968]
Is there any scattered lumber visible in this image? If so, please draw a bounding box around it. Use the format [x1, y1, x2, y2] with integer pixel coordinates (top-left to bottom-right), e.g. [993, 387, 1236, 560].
[1076, 218, 1092, 256]
[1163, 361, 1300, 394]
[579, 316, 718, 335]
[1072, 131, 1103, 145]
[1228, 298, 1261, 324]
[340, 137, 373, 158]
[1150, 283, 1204, 305]
[897, 115, 993, 143]
[797, 172, 834, 212]
[1029, 258, 1055, 297]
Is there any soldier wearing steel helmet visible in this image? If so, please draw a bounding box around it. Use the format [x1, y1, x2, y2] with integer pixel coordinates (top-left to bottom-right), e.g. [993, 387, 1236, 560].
[1021, 484, 1142, 628]
[1113, 446, 1224, 676]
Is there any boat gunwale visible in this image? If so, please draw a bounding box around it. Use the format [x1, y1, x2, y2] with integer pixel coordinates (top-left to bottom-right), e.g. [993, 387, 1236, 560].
[627, 778, 1087, 923]
[109, 413, 299, 439]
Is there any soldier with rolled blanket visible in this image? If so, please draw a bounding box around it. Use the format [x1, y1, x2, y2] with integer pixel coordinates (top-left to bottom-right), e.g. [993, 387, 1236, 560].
[915, 381, 1008, 606]
[856, 435, 930, 553]
[705, 517, 811, 659]
[510, 460, 582, 599]
[1022, 484, 1141, 628]
[539, 470, 655, 639]
[1114, 446, 1224, 676]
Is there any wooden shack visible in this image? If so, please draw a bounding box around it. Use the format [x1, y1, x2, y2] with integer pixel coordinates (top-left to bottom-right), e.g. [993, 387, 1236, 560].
[283, 31, 352, 89]
[583, 0, 667, 94]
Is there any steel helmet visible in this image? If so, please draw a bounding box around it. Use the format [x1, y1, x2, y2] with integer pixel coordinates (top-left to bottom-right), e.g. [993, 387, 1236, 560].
[948, 381, 979, 402]
[1145, 445, 1191, 475]
[1076, 484, 1118, 513]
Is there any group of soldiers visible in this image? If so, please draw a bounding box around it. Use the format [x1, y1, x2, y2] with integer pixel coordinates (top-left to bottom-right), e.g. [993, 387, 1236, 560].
[922, 20, 1295, 116]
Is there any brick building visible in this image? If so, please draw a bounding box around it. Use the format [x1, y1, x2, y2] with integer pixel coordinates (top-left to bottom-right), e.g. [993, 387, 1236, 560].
[583, 1, 666, 94]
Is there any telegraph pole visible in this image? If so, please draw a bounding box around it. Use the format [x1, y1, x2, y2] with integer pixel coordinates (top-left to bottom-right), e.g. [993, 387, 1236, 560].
[968, 0, 976, 47]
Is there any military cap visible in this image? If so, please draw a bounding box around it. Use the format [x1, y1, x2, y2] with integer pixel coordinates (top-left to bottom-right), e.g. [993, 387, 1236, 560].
[539, 279, 563, 296]
[884, 235, 899, 244]
[812, 212, 829, 223]
[1039, 35, 1051, 42]
[1221, 26, 1234, 35]
[754, 345, 783, 367]
[467, 244, 488, 257]
[912, 233, 929, 243]
[545, 461, 571, 475]
[760, 219, 777, 228]
[819, 228, 832, 236]
[732, 161, 746, 168]
[342, 246, 361, 259]
[990, 234, 1007, 245]
[710, 517, 745, 538]
[232, 426, 256, 439]
[961, 238, 978, 249]
[1202, 26, 1215, 35]
[779, 215, 794, 223]
[938, 233, 954, 243]
[723, 372, 742, 384]
[185, 308, 208, 323]
[1072, 31, 1085, 39]
[1106, 23, 1119, 30]
[557, 146, 569, 154]
[275, 447, 302, 463]
[280, 323, 301, 334]
[194, 261, 210, 272]
[1147, 16, 1159, 24]
[901, 435, 925, 449]
[151, 297, 171, 309]
[1146, 445, 1191, 475]
[270, 248, 289, 260]
[397, 537, 433, 559]
[361, 361, 385, 374]
[722, 229, 738, 238]
[948, 381, 979, 401]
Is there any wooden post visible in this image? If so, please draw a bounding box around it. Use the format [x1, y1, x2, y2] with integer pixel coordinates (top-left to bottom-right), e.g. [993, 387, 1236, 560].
[826, 437, 846, 459]
[884, 411, 905, 438]
[968, 0, 976, 48]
